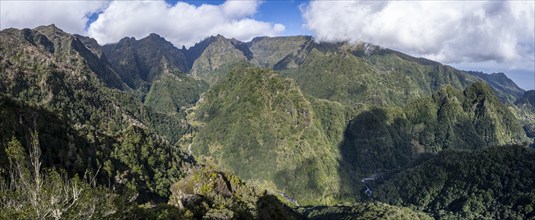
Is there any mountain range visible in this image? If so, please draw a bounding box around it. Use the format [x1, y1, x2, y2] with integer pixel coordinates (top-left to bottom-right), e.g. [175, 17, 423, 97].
[0, 24, 533, 219]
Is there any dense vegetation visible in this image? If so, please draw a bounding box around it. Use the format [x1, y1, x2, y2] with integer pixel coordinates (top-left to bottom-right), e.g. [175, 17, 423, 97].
[190, 66, 527, 205]
[340, 82, 526, 175]
[513, 90, 535, 147]
[1, 24, 532, 219]
[188, 35, 252, 85]
[0, 26, 194, 202]
[0, 136, 133, 219]
[297, 203, 432, 220]
[190, 67, 339, 204]
[277, 42, 524, 106]
[372, 145, 535, 219]
[168, 167, 303, 219]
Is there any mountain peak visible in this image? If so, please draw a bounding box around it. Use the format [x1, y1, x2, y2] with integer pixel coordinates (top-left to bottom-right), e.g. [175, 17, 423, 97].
[33, 24, 68, 37]
[490, 72, 507, 78]
[114, 36, 137, 46]
[140, 33, 176, 48]
[35, 24, 60, 31]
[146, 33, 164, 40]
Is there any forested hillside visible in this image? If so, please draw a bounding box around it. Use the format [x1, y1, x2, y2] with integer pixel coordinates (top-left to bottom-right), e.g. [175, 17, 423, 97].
[373, 145, 535, 219]
[0, 25, 532, 219]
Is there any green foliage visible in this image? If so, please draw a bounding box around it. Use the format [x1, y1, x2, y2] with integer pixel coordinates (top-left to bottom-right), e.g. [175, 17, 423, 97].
[0, 26, 196, 202]
[298, 202, 432, 220]
[0, 136, 133, 219]
[467, 71, 525, 104]
[111, 126, 192, 200]
[1, 25, 532, 219]
[515, 90, 535, 110]
[190, 67, 339, 204]
[278, 45, 477, 106]
[189, 35, 252, 85]
[337, 83, 528, 202]
[144, 73, 207, 114]
[342, 82, 527, 172]
[189, 64, 526, 206]
[373, 145, 535, 219]
[125, 203, 186, 220]
[512, 90, 535, 147]
[248, 36, 312, 68]
[143, 72, 208, 143]
[169, 167, 302, 219]
[278, 42, 520, 108]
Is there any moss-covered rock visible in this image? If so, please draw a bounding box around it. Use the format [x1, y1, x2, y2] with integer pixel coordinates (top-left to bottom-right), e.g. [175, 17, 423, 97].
[169, 167, 302, 219]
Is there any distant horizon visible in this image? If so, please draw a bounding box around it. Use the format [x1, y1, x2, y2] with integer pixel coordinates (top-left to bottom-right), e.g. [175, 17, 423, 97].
[1, 0, 533, 90]
[7, 23, 534, 91]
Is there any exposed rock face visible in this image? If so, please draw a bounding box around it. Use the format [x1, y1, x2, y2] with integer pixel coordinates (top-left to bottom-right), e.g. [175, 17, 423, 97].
[169, 170, 237, 204]
[188, 35, 251, 84]
[247, 36, 312, 68]
[102, 33, 189, 89]
[168, 168, 305, 219]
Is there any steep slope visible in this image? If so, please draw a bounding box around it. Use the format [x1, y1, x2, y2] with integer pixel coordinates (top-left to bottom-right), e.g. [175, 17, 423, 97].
[144, 70, 208, 143]
[101, 33, 209, 143]
[167, 166, 431, 219]
[1, 24, 532, 218]
[337, 82, 528, 200]
[169, 167, 303, 219]
[29, 25, 125, 90]
[277, 43, 473, 106]
[188, 35, 252, 84]
[188, 67, 340, 204]
[467, 71, 525, 103]
[102, 33, 189, 89]
[74, 34, 104, 57]
[247, 36, 312, 68]
[515, 90, 535, 112]
[513, 90, 535, 147]
[0, 26, 194, 201]
[272, 41, 521, 107]
[186, 64, 527, 204]
[144, 72, 208, 115]
[372, 145, 535, 219]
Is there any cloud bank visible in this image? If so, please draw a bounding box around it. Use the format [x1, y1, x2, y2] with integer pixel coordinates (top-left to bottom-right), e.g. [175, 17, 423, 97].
[1, 0, 284, 48]
[0, 0, 105, 34]
[87, 0, 284, 47]
[302, 1, 534, 67]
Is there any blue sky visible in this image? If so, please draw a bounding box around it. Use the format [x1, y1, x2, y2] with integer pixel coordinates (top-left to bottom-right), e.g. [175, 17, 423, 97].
[1, 0, 534, 90]
[169, 0, 311, 36]
[86, 0, 310, 37]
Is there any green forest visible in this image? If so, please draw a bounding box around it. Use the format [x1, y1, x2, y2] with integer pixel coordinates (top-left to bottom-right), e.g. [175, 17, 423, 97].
[0, 25, 533, 219]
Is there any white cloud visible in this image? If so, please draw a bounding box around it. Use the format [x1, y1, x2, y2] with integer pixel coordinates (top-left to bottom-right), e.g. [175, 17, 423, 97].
[0, 0, 284, 48]
[87, 0, 285, 47]
[301, 1, 535, 66]
[0, 0, 106, 34]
